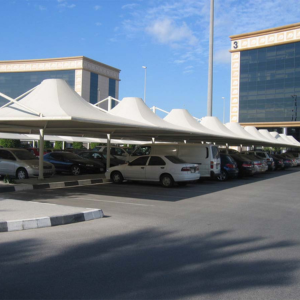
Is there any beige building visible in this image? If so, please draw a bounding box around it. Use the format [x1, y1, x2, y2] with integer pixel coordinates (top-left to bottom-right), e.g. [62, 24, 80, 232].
[0, 56, 120, 110]
[230, 23, 300, 140]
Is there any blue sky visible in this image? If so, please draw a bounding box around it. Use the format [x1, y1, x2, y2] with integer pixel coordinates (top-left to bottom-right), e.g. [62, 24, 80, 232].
[1, 0, 300, 121]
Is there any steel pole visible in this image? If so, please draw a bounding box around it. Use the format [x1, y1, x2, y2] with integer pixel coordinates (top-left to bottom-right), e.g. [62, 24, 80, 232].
[207, 0, 214, 116]
[38, 129, 44, 180]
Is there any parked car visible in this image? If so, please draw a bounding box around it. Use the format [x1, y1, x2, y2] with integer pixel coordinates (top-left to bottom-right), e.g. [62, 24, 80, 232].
[228, 153, 256, 177]
[280, 153, 298, 167]
[44, 152, 105, 175]
[26, 147, 50, 157]
[77, 151, 123, 168]
[282, 152, 300, 166]
[106, 155, 200, 187]
[0, 148, 55, 179]
[247, 151, 275, 171]
[93, 146, 129, 162]
[241, 152, 267, 173]
[272, 154, 292, 169]
[269, 155, 284, 170]
[130, 143, 220, 179]
[217, 154, 239, 181]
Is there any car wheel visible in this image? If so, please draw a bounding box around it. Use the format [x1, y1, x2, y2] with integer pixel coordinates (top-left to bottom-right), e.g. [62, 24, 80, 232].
[71, 165, 81, 176]
[217, 170, 228, 181]
[160, 174, 174, 188]
[111, 171, 123, 184]
[16, 168, 28, 180]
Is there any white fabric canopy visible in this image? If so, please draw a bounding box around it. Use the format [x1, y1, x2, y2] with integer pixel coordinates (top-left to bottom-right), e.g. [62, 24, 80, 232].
[225, 122, 267, 145]
[286, 135, 300, 146]
[163, 109, 234, 143]
[269, 131, 291, 146]
[258, 129, 283, 144]
[200, 116, 261, 145]
[279, 134, 296, 146]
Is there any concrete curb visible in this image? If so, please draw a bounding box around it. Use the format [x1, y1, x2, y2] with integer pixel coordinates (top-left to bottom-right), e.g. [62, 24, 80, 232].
[0, 209, 104, 233]
[0, 178, 110, 194]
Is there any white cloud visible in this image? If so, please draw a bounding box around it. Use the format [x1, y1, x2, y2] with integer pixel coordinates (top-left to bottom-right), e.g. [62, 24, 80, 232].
[38, 5, 46, 11]
[146, 18, 198, 46]
[122, 3, 138, 10]
[94, 5, 101, 11]
[174, 60, 186, 64]
[58, 1, 76, 9]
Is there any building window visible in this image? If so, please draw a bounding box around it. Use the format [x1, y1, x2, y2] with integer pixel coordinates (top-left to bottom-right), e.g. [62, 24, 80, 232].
[90, 72, 98, 104]
[109, 78, 116, 108]
[239, 41, 300, 123]
[0, 70, 75, 106]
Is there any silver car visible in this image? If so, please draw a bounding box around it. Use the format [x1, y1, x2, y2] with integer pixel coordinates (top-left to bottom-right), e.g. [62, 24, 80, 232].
[0, 148, 55, 179]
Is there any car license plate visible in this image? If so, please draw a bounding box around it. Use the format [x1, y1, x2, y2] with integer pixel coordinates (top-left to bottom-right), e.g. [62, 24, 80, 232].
[191, 169, 195, 173]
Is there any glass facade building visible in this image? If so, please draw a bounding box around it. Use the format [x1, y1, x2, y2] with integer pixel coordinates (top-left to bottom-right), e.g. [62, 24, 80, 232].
[239, 42, 300, 123]
[89, 72, 99, 105]
[230, 23, 300, 142]
[0, 70, 75, 106]
[0, 56, 120, 110]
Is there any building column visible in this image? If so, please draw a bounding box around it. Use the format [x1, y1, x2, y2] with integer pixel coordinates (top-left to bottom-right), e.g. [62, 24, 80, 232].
[283, 127, 288, 135]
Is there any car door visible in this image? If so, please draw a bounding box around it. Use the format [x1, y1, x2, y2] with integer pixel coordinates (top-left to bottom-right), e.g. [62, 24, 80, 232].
[46, 153, 65, 171]
[124, 156, 149, 180]
[146, 156, 166, 181]
[0, 150, 17, 176]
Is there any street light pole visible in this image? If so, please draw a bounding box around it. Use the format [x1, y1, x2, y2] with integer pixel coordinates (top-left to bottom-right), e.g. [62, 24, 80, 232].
[142, 66, 147, 103]
[222, 97, 225, 123]
[207, 0, 214, 116]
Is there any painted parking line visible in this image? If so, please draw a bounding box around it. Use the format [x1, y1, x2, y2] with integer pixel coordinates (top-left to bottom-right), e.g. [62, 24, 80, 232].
[83, 198, 155, 207]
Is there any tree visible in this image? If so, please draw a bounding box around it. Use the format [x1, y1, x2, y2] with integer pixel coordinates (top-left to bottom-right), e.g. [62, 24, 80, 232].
[54, 141, 63, 150]
[0, 139, 21, 148]
[73, 142, 83, 149]
[37, 140, 52, 149]
[90, 143, 100, 149]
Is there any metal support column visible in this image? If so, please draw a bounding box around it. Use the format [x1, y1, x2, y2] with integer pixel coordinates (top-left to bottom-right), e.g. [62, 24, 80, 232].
[38, 129, 44, 180]
[107, 134, 111, 171]
[207, 0, 214, 116]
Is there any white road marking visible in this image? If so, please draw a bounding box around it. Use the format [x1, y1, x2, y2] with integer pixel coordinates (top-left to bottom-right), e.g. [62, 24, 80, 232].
[83, 198, 154, 207]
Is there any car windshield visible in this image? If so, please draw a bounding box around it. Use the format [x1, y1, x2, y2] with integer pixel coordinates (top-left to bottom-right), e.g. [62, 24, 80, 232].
[11, 150, 37, 160]
[165, 156, 186, 164]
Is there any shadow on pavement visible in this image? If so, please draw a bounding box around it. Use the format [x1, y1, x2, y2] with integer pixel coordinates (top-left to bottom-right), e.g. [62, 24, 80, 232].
[0, 229, 299, 299]
[5, 168, 300, 202]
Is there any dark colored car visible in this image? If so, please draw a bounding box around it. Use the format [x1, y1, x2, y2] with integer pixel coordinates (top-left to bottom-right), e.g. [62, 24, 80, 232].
[217, 154, 239, 181]
[248, 151, 275, 171]
[269, 154, 284, 170]
[272, 154, 292, 169]
[44, 152, 105, 175]
[241, 152, 267, 173]
[229, 153, 255, 177]
[77, 151, 123, 169]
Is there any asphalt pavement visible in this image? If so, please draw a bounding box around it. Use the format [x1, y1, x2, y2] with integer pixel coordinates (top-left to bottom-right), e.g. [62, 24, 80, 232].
[1, 168, 300, 299]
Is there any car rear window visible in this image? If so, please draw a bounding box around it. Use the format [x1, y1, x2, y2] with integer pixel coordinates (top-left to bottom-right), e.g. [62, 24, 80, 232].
[165, 156, 186, 164]
[212, 146, 220, 158]
[11, 150, 37, 160]
[132, 146, 152, 156]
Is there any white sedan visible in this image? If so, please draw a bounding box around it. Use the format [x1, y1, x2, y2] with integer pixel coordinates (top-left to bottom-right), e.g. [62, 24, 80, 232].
[105, 155, 200, 187]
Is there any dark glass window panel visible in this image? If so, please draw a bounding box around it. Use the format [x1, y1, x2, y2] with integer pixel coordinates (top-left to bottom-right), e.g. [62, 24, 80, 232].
[108, 78, 116, 108]
[0, 70, 75, 106]
[89, 72, 98, 105]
